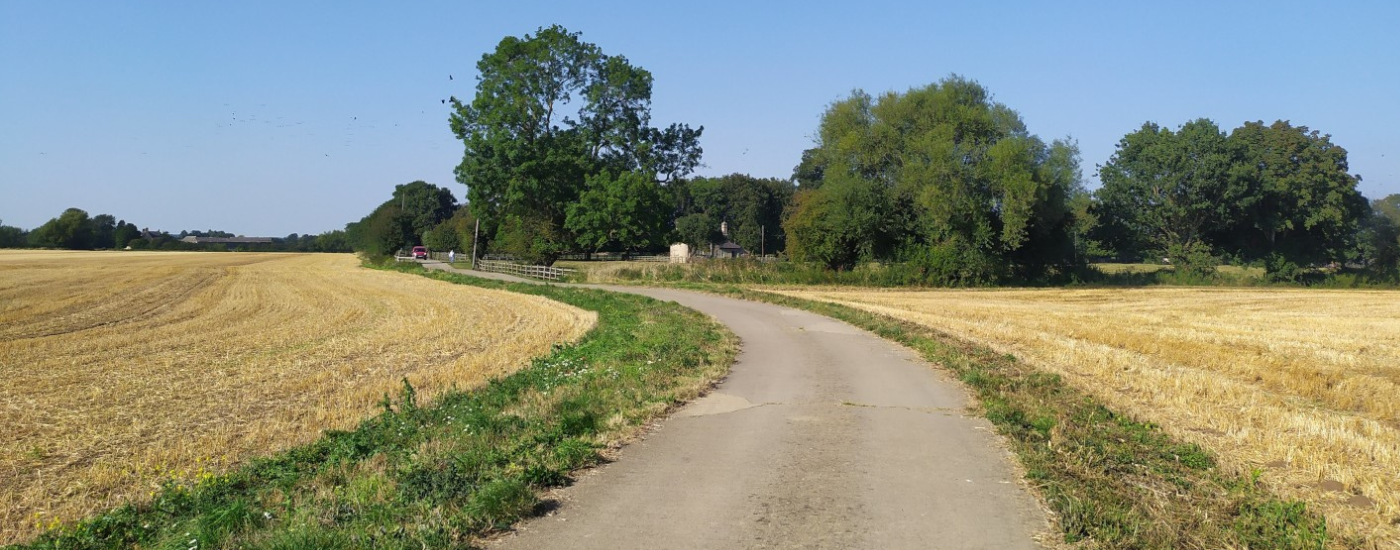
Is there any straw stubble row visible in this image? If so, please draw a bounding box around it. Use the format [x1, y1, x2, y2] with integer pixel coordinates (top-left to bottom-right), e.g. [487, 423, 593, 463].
[0, 251, 595, 545]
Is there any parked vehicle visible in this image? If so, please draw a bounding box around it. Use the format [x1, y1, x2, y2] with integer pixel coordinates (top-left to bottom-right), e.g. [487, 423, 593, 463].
[412, 246, 428, 260]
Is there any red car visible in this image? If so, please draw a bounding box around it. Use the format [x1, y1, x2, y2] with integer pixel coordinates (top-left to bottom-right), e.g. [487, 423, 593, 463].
[412, 246, 428, 260]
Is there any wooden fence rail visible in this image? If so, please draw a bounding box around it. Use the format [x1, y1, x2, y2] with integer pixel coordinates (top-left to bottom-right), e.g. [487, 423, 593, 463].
[475, 259, 576, 281]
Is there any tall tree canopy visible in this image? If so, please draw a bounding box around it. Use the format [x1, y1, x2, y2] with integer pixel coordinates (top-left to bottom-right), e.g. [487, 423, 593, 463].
[1095, 119, 1248, 264]
[785, 76, 1081, 281]
[1223, 120, 1366, 265]
[566, 171, 673, 254]
[29, 208, 96, 249]
[450, 25, 702, 264]
[346, 181, 457, 257]
[1096, 119, 1366, 271]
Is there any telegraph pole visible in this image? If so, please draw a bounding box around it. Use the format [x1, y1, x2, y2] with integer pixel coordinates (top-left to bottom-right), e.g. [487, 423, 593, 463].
[761, 225, 765, 258]
[471, 218, 480, 270]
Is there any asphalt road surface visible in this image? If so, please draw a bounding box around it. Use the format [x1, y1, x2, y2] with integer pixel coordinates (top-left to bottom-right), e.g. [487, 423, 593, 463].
[421, 261, 1047, 549]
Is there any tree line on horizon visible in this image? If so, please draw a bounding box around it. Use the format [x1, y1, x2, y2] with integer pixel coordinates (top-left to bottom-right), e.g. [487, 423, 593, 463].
[338, 25, 1398, 285]
[0, 207, 352, 253]
[15, 24, 1394, 285]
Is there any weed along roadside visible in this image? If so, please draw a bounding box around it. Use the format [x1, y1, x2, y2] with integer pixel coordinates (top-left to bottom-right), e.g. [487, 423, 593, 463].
[679, 284, 1343, 550]
[8, 263, 735, 550]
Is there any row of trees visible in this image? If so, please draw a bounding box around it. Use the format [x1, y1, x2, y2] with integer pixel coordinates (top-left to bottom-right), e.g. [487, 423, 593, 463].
[1090, 119, 1391, 279]
[781, 77, 1084, 284]
[0, 209, 139, 250]
[0, 208, 352, 252]
[777, 77, 1399, 283]
[347, 25, 1397, 285]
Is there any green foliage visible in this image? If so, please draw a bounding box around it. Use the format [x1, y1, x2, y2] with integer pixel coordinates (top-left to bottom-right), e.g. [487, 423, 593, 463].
[1233, 500, 1329, 550]
[450, 25, 702, 264]
[112, 221, 139, 249]
[901, 237, 1005, 286]
[1166, 241, 1218, 279]
[90, 214, 116, 249]
[392, 181, 458, 240]
[1224, 121, 1367, 265]
[28, 208, 96, 249]
[784, 176, 889, 269]
[1097, 119, 1366, 269]
[346, 181, 457, 256]
[670, 173, 794, 255]
[1096, 119, 1247, 258]
[672, 212, 721, 250]
[566, 171, 672, 253]
[421, 223, 461, 252]
[790, 147, 826, 189]
[1355, 194, 1400, 274]
[786, 76, 1081, 280]
[1263, 253, 1303, 283]
[0, 220, 26, 248]
[496, 214, 569, 265]
[422, 208, 476, 254]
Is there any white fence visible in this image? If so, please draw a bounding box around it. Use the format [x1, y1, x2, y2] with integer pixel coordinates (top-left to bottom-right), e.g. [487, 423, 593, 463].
[475, 260, 576, 281]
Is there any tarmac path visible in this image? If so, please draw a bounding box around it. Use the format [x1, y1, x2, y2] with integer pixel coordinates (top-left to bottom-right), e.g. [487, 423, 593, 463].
[420, 261, 1048, 549]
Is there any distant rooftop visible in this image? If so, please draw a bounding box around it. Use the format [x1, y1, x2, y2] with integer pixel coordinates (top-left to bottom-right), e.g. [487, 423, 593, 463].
[179, 236, 274, 244]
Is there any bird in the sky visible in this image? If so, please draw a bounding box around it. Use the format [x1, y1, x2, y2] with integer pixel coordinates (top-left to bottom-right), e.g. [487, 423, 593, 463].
[441, 99, 446, 104]
[449, 74, 453, 80]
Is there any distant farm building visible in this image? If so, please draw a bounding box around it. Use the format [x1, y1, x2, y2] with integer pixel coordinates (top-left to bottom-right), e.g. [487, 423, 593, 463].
[180, 236, 274, 245]
[718, 241, 746, 258]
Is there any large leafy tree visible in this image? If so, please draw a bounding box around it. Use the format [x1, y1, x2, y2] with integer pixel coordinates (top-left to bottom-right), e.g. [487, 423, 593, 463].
[1095, 119, 1248, 263]
[784, 175, 891, 269]
[450, 25, 702, 264]
[30, 208, 95, 249]
[566, 171, 672, 254]
[391, 180, 458, 240]
[346, 181, 457, 256]
[1222, 120, 1366, 265]
[91, 214, 117, 249]
[786, 76, 1080, 279]
[113, 220, 139, 249]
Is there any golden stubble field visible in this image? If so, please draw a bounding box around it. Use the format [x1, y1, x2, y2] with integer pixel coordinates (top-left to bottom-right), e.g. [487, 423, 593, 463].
[775, 286, 1400, 545]
[0, 251, 595, 544]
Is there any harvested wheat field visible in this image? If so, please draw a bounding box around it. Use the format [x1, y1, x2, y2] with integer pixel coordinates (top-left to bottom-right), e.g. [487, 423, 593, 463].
[0, 250, 595, 544]
[774, 286, 1400, 545]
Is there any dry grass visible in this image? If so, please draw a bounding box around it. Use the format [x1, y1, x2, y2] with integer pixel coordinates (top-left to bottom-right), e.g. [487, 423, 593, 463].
[773, 286, 1400, 546]
[554, 260, 689, 282]
[1093, 262, 1265, 277]
[0, 250, 595, 544]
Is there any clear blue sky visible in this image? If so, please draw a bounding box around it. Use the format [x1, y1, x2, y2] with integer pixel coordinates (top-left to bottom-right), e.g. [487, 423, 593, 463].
[3, 1, 1398, 236]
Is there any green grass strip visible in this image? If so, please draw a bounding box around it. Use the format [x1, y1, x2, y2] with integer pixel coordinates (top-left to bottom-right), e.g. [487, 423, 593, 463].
[9, 264, 735, 550]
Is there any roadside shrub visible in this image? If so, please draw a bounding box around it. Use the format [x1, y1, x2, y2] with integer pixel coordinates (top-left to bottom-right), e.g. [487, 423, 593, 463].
[901, 239, 1004, 286]
[1263, 253, 1302, 283]
[1167, 241, 1217, 278]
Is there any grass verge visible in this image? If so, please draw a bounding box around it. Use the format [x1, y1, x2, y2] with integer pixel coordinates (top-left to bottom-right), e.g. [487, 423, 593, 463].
[8, 264, 735, 550]
[686, 283, 1347, 550]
